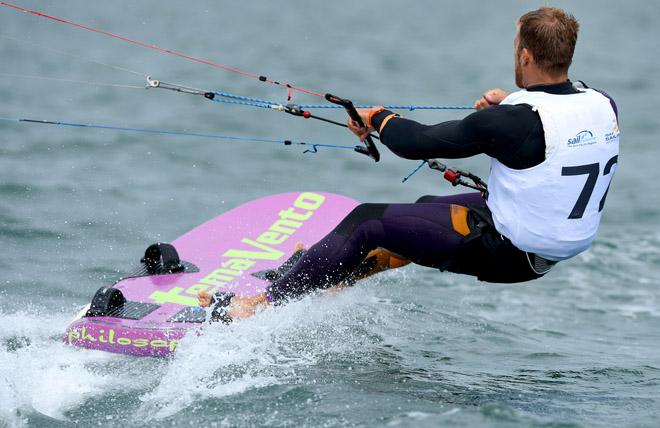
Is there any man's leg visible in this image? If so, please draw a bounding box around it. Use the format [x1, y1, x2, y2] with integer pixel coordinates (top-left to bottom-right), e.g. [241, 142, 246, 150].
[345, 193, 486, 281]
[267, 193, 485, 302]
[415, 192, 485, 206]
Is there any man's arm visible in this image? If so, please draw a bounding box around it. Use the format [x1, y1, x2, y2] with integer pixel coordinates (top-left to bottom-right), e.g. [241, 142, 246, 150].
[372, 116, 480, 160]
[369, 104, 545, 169]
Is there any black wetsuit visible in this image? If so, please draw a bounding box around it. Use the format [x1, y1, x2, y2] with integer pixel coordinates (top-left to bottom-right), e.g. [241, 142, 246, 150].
[266, 81, 618, 302]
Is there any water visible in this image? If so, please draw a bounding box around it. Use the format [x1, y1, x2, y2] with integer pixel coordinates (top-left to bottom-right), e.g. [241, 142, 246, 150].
[1, 0, 659, 426]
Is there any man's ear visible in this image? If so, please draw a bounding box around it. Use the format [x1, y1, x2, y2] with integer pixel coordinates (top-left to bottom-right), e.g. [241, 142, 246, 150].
[521, 47, 533, 66]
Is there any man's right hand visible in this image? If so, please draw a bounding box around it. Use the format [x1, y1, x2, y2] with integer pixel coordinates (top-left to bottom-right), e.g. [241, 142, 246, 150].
[474, 88, 509, 110]
[347, 107, 380, 142]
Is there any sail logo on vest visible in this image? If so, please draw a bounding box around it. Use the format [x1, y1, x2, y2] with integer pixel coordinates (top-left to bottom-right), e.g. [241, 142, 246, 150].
[605, 119, 620, 144]
[567, 130, 596, 147]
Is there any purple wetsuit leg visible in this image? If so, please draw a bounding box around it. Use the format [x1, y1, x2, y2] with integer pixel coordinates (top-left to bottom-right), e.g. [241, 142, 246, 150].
[416, 192, 485, 206]
[267, 193, 485, 302]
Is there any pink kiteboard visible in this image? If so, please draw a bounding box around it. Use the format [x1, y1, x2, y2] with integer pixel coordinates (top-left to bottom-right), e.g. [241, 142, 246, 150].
[64, 192, 359, 357]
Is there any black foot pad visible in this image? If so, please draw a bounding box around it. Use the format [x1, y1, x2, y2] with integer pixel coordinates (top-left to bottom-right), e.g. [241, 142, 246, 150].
[210, 292, 235, 324]
[251, 249, 306, 282]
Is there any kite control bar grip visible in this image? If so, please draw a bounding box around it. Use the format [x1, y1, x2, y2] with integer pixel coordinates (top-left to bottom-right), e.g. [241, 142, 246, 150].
[325, 93, 380, 162]
[443, 169, 460, 185]
[426, 159, 461, 185]
[426, 158, 488, 197]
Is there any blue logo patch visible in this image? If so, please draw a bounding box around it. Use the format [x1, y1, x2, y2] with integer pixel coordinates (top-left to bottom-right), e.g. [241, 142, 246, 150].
[605, 132, 619, 143]
[568, 130, 597, 146]
[605, 119, 620, 143]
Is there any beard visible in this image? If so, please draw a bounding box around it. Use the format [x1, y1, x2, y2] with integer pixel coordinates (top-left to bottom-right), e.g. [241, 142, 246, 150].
[515, 55, 524, 88]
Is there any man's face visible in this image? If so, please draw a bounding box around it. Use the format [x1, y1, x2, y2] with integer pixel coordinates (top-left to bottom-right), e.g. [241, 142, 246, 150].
[514, 28, 524, 88]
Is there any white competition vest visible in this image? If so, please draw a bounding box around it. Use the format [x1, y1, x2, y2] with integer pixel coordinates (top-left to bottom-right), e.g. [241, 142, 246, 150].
[486, 88, 619, 260]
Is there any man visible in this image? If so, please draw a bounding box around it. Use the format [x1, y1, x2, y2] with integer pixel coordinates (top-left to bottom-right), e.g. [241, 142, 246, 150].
[200, 6, 619, 320]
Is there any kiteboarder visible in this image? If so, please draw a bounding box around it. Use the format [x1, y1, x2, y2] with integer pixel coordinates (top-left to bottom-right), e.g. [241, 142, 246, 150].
[201, 6, 619, 320]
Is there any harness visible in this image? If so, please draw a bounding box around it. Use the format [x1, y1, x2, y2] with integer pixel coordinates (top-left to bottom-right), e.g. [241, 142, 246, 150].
[443, 199, 557, 282]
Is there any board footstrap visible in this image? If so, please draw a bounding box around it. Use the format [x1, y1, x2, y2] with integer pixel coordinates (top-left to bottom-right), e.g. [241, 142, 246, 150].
[251, 249, 306, 282]
[210, 292, 235, 324]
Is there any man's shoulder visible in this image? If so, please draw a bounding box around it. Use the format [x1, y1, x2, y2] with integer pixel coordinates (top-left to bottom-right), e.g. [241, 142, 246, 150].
[575, 81, 618, 119]
[592, 89, 619, 120]
[463, 103, 539, 130]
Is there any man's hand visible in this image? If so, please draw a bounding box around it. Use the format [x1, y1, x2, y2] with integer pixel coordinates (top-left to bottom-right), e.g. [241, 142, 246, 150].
[474, 88, 509, 110]
[347, 107, 380, 142]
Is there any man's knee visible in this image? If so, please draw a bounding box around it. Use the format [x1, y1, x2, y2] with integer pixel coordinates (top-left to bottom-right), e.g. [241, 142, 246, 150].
[333, 203, 388, 236]
[415, 195, 438, 203]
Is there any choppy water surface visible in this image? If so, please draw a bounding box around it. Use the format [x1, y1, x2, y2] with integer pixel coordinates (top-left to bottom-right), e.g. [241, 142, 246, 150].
[1, 1, 659, 427]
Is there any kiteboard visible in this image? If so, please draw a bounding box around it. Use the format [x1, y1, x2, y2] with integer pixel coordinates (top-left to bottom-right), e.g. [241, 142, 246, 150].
[64, 192, 359, 357]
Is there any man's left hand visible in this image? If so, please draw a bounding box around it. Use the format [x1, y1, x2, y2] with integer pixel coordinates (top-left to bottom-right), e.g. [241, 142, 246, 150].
[474, 88, 509, 110]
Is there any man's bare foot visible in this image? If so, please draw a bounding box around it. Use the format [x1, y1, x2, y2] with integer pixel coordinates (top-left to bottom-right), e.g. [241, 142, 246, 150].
[197, 242, 304, 319]
[226, 293, 269, 319]
[198, 291, 269, 320]
[198, 291, 213, 307]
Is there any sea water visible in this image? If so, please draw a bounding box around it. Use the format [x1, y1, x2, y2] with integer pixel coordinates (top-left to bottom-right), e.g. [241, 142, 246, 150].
[1, 1, 658, 426]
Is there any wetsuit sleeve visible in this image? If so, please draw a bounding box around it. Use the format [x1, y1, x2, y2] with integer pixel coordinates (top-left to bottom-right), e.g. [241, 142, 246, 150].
[371, 105, 545, 169]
